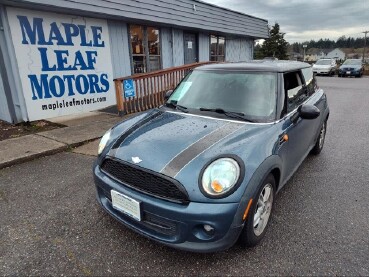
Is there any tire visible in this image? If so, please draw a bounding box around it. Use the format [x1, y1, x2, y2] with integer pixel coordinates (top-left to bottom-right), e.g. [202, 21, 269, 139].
[239, 174, 276, 247]
[311, 120, 327, 155]
[338, 74, 341, 77]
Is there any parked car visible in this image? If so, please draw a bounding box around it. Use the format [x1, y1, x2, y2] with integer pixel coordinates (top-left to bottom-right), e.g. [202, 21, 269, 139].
[338, 59, 364, 77]
[94, 61, 329, 253]
[312, 58, 337, 76]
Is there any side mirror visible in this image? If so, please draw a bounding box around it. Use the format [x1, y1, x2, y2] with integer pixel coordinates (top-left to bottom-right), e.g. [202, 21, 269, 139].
[299, 104, 320, 120]
[290, 104, 320, 123]
[164, 90, 173, 101]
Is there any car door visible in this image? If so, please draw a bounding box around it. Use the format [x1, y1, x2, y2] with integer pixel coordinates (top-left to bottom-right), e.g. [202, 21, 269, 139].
[278, 69, 318, 180]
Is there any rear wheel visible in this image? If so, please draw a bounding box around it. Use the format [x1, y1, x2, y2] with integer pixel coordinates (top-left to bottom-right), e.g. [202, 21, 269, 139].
[311, 121, 327, 155]
[239, 174, 275, 247]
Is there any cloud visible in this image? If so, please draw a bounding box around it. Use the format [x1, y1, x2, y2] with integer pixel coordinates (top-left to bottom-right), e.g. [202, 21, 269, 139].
[202, 0, 369, 42]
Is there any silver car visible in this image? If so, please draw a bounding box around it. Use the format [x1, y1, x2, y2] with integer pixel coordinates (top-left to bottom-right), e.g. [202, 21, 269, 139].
[312, 59, 337, 76]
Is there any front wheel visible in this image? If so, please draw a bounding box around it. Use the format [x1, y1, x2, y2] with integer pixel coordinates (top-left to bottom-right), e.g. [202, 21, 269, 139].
[311, 121, 327, 155]
[239, 174, 276, 247]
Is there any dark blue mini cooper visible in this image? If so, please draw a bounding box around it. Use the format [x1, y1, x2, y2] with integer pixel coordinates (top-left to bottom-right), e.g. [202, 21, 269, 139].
[94, 61, 329, 252]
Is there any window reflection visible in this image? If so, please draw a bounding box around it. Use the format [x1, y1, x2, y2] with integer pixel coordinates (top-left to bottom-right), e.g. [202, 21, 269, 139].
[210, 35, 226, 62]
[147, 27, 161, 72]
[130, 25, 161, 74]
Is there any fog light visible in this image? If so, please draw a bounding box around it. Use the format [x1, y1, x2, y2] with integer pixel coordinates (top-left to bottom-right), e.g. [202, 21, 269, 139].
[203, 224, 215, 235]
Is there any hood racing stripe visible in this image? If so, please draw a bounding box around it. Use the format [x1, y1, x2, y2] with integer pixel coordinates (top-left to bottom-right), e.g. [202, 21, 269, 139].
[111, 110, 163, 151]
[161, 122, 242, 178]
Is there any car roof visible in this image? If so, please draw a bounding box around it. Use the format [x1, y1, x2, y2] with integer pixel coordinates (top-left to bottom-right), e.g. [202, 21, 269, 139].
[195, 60, 311, 73]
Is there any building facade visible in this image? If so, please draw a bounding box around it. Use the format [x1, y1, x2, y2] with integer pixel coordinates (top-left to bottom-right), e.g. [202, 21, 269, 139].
[0, 0, 268, 123]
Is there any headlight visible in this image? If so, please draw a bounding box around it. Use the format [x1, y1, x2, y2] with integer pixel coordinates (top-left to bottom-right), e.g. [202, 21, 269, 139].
[201, 158, 242, 197]
[98, 129, 111, 155]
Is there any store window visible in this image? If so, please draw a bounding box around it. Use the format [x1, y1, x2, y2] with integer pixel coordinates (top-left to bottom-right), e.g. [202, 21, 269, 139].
[130, 25, 161, 74]
[210, 35, 225, 61]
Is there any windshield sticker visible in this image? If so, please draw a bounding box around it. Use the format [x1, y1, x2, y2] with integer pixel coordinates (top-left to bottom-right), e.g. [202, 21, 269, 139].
[176, 81, 192, 101]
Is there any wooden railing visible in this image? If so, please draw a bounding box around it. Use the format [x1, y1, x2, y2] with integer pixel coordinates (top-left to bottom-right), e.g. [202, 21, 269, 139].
[114, 62, 215, 115]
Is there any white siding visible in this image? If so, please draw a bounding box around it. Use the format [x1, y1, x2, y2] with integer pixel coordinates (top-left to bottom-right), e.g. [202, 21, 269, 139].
[326, 48, 345, 60]
[108, 20, 132, 78]
[1, 5, 28, 122]
[173, 29, 184, 66]
[198, 33, 209, 62]
[226, 38, 253, 62]
[0, 71, 11, 122]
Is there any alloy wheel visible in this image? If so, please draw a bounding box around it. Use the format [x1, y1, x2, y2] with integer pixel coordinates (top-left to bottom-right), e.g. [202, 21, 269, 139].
[253, 184, 273, 236]
[318, 122, 326, 149]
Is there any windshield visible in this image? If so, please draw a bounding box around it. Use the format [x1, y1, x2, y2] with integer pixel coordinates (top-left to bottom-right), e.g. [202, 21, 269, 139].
[167, 70, 277, 122]
[316, 60, 331, 65]
[343, 59, 362, 65]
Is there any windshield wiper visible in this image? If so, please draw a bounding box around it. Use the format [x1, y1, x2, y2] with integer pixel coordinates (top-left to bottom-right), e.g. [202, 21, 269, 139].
[165, 101, 188, 113]
[199, 107, 255, 122]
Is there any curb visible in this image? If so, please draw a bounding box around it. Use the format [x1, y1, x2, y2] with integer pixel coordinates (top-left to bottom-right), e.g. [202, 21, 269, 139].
[0, 145, 68, 170]
[0, 136, 101, 170]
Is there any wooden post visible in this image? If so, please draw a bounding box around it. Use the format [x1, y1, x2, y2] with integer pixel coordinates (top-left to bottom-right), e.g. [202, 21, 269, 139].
[114, 80, 125, 116]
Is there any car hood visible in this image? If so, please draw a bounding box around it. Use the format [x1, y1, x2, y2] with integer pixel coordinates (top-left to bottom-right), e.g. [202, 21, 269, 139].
[105, 109, 274, 202]
[108, 110, 244, 172]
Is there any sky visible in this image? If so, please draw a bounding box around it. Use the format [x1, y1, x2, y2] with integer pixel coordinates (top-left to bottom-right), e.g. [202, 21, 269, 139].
[202, 0, 369, 43]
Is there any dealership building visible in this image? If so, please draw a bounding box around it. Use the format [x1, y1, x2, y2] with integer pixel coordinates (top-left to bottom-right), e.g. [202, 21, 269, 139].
[0, 0, 268, 123]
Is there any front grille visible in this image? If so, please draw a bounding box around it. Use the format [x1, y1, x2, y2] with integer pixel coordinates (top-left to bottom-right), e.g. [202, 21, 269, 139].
[100, 158, 189, 204]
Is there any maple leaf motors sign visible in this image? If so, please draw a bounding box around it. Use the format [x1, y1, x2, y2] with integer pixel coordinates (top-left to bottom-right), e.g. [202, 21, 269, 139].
[7, 7, 116, 121]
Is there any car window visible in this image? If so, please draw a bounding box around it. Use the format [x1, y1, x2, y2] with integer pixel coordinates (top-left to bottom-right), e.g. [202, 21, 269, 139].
[343, 59, 362, 65]
[316, 60, 331, 65]
[284, 71, 307, 113]
[301, 67, 315, 96]
[168, 70, 277, 122]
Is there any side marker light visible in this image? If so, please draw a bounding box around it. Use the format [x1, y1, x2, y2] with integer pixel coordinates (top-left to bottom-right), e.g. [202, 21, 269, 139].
[243, 199, 253, 221]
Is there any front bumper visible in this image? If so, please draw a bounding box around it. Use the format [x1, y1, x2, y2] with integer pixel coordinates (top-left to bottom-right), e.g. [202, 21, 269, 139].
[339, 70, 361, 76]
[313, 69, 333, 75]
[94, 164, 244, 253]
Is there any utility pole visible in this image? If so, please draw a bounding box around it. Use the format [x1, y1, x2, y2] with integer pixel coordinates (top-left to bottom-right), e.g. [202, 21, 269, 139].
[363, 31, 368, 63]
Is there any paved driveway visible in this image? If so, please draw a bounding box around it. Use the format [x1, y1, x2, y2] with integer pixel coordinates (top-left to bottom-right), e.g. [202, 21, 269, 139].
[0, 77, 368, 276]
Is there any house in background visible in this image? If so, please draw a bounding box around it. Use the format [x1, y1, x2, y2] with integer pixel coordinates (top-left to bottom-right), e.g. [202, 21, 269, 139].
[326, 48, 345, 61]
[304, 48, 328, 62]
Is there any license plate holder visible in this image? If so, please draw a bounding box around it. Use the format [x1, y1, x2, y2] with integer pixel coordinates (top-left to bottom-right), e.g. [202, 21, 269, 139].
[111, 190, 141, 221]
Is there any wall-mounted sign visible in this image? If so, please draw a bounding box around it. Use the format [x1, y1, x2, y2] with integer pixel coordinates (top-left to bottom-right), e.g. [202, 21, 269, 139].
[123, 79, 135, 98]
[6, 7, 115, 121]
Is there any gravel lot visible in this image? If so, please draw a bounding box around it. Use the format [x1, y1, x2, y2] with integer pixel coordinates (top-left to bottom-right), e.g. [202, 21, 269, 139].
[1, 76, 368, 276]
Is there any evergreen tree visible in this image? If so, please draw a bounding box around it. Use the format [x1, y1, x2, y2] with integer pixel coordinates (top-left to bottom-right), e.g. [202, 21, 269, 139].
[259, 23, 288, 59]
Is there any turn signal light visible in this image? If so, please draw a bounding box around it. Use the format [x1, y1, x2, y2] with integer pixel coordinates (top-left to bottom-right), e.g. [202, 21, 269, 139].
[211, 180, 223, 193]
